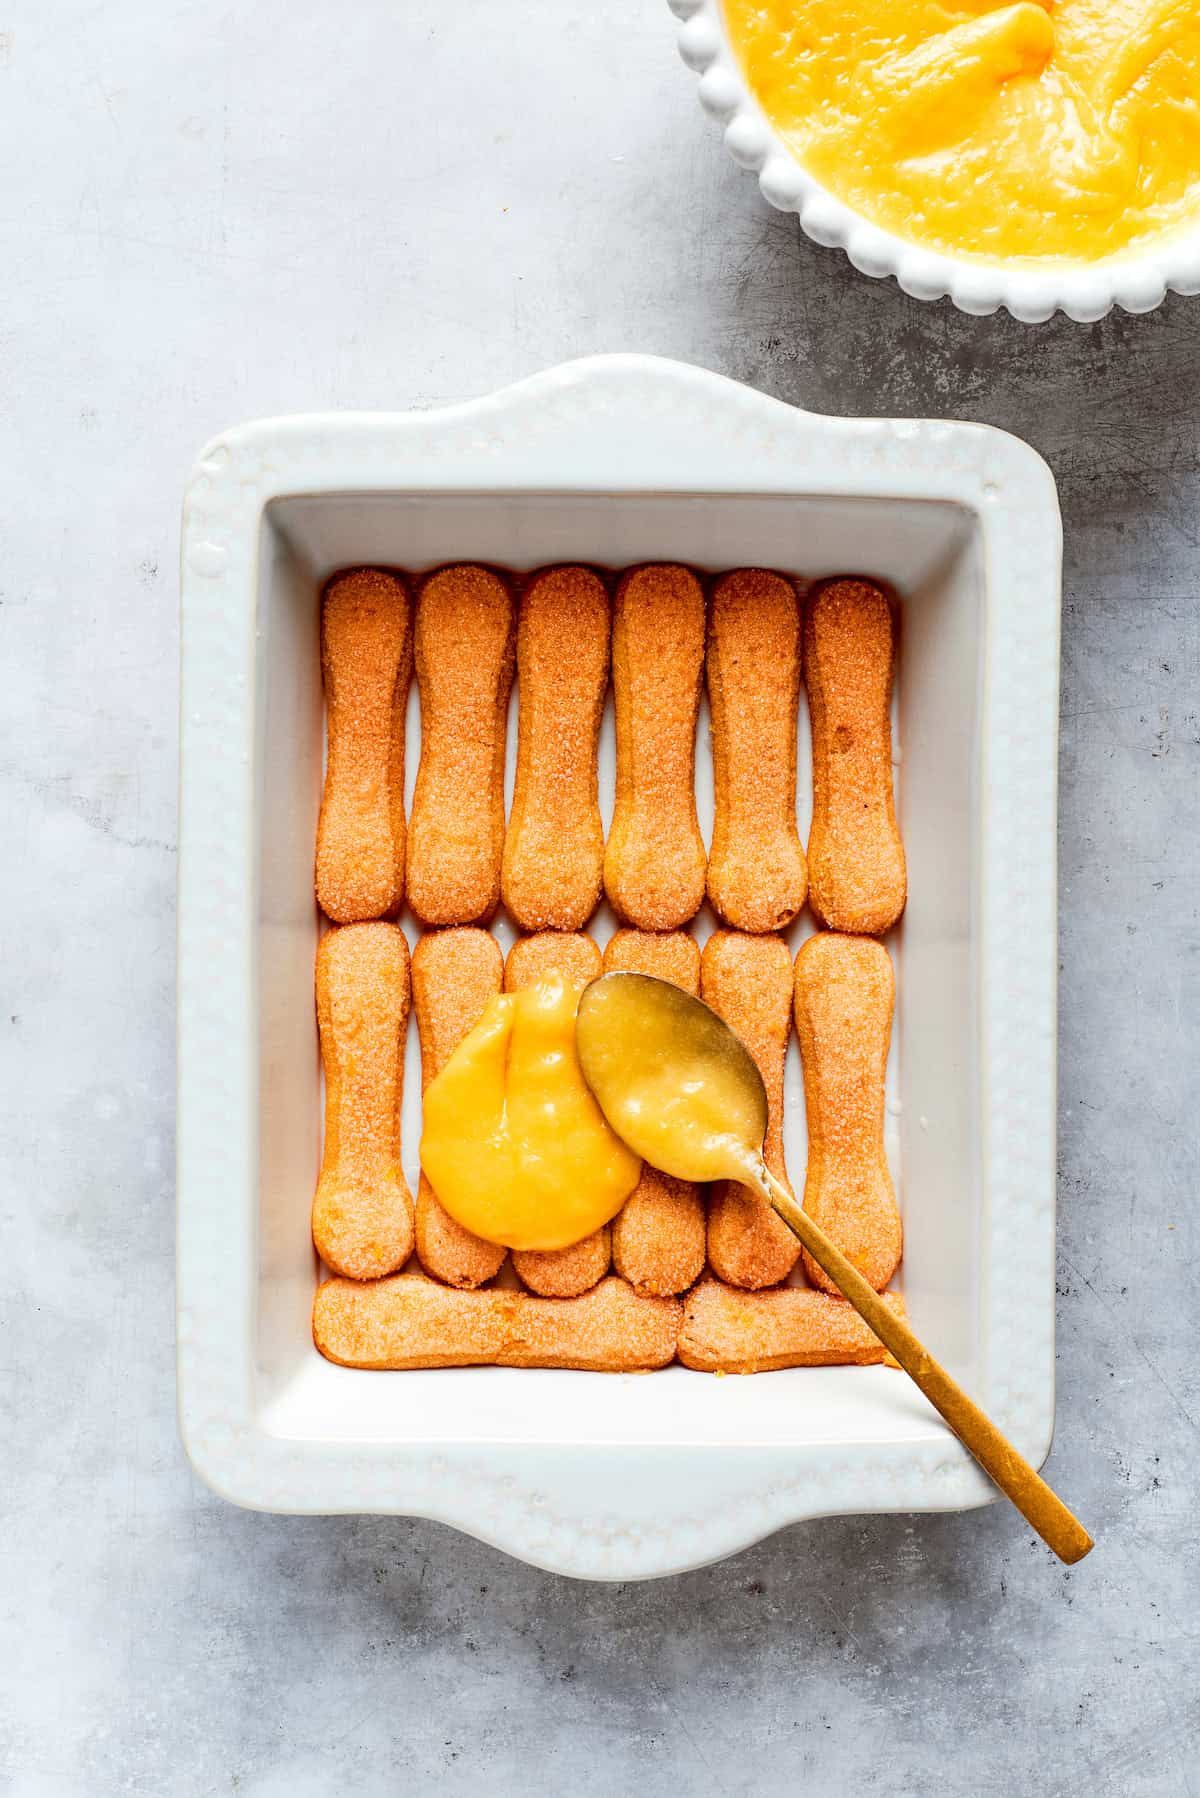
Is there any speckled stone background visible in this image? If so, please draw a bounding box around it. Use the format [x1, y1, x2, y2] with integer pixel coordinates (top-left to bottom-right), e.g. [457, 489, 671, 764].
[3, 4, 1198, 1794]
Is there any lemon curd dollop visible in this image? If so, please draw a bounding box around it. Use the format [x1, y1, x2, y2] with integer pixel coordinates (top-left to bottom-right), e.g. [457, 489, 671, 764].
[419, 973, 642, 1254]
[722, 0, 1200, 261]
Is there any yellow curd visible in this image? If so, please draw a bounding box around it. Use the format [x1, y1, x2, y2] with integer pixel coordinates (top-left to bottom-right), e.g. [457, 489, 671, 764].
[419, 974, 641, 1253]
[722, 0, 1200, 261]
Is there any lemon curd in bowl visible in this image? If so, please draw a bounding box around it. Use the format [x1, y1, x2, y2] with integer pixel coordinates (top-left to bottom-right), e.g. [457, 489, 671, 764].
[722, 0, 1200, 263]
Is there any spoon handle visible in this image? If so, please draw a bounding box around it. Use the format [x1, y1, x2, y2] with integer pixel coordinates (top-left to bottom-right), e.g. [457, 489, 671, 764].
[756, 1165, 1093, 1565]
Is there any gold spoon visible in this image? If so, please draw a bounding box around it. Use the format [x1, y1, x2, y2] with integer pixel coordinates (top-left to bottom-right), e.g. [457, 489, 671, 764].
[576, 972, 1093, 1566]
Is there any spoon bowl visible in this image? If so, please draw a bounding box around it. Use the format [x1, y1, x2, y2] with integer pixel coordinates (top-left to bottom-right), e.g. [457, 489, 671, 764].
[577, 972, 767, 1184]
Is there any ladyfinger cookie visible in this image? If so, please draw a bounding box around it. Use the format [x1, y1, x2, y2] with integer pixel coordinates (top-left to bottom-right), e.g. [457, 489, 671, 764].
[706, 569, 807, 932]
[312, 922, 414, 1280]
[316, 568, 412, 923]
[702, 930, 800, 1290]
[504, 929, 602, 994]
[502, 566, 609, 931]
[313, 1272, 681, 1372]
[804, 578, 906, 936]
[412, 928, 508, 1288]
[602, 929, 707, 1297]
[793, 931, 902, 1293]
[406, 565, 516, 927]
[678, 1279, 907, 1373]
[604, 565, 707, 930]
[504, 933, 611, 1296]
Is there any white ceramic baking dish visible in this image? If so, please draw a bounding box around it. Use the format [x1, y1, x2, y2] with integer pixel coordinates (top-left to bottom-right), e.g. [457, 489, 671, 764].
[177, 354, 1061, 1580]
[670, 0, 1200, 323]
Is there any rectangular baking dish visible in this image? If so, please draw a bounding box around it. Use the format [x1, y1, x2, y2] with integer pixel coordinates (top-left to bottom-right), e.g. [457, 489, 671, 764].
[177, 354, 1062, 1579]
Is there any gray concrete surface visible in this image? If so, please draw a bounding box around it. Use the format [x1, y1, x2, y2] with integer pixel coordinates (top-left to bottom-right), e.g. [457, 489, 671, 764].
[3, 3, 1198, 1793]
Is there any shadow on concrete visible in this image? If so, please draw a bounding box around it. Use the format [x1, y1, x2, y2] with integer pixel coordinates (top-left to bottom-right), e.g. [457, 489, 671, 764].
[709, 214, 1200, 541]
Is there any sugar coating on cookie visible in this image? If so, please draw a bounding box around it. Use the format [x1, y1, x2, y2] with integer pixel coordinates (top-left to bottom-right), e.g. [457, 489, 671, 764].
[316, 568, 412, 923]
[312, 922, 414, 1280]
[407, 564, 516, 927]
[706, 568, 807, 932]
[412, 928, 507, 1289]
[679, 1280, 907, 1373]
[504, 932, 611, 1296]
[313, 1271, 681, 1372]
[604, 565, 707, 930]
[603, 930, 707, 1297]
[702, 930, 801, 1290]
[502, 566, 609, 931]
[794, 931, 902, 1293]
[504, 930, 602, 995]
[804, 577, 906, 937]
[603, 926, 701, 994]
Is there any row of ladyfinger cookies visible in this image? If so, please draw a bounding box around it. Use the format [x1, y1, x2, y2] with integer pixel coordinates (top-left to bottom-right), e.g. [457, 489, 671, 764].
[314, 1271, 908, 1375]
[316, 562, 905, 940]
[312, 920, 904, 1370]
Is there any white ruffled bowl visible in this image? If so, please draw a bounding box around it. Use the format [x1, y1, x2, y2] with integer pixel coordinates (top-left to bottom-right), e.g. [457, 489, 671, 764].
[669, 0, 1200, 323]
